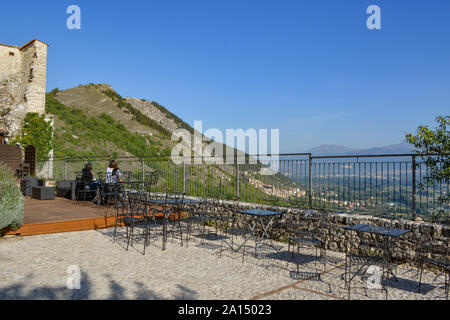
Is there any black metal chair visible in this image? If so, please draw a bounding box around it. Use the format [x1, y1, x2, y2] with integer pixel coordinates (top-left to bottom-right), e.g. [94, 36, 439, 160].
[166, 192, 186, 246]
[142, 192, 184, 250]
[344, 229, 392, 300]
[121, 171, 132, 182]
[143, 191, 168, 251]
[185, 194, 221, 246]
[144, 171, 159, 193]
[417, 240, 449, 299]
[74, 178, 97, 203]
[96, 171, 106, 181]
[113, 189, 147, 254]
[219, 197, 253, 262]
[100, 181, 123, 208]
[287, 213, 327, 273]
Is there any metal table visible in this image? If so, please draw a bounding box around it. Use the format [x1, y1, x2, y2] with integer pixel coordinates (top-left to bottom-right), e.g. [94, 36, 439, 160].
[238, 209, 282, 258]
[144, 197, 200, 250]
[343, 223, 411, 299]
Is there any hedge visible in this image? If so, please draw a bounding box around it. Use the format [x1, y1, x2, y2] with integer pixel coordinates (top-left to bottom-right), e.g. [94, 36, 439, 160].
[0, 163, 24, 232]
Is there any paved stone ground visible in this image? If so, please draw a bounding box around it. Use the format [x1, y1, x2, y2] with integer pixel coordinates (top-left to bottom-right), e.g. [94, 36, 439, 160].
[0, 224, 447, 300]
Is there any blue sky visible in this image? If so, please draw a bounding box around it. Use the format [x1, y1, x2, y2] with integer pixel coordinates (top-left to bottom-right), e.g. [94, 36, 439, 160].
[1, 0, 449, 153]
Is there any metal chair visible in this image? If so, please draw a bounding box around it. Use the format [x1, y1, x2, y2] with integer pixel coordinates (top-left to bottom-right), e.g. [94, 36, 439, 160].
[166, 192, 186, 246]
[144, 171, 159, 193]
[185, 194, 221, 246]
[74, 178, 97, 203]
[219, 197, 253, 262]
[417, 240, 449, 299]
[113, 189, 147, 254]
[288, 213, 327, 273]
[344, 229, 392, 300]
[143, 192, 183, 251]
[100, 181, 123, 208]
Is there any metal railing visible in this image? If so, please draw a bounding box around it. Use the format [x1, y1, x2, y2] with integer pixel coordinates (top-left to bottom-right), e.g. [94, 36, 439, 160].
[35, 152, 449, 222]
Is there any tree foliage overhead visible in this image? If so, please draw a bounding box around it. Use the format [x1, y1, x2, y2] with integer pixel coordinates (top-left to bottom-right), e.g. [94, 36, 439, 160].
[405, 115, 449, 185]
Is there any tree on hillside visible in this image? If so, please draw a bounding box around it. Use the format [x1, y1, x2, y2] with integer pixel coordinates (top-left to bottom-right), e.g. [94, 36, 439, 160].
[405, 115, 449, 221]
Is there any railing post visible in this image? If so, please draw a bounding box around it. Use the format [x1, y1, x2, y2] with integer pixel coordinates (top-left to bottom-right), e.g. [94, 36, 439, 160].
[183, 161, 186, 194]
[412, 155, 416, 218]
[236, 161, 240, 198]
[142, 156, 145, 191]
[309, 154, 312, 208]
[64, 156, 68, 180]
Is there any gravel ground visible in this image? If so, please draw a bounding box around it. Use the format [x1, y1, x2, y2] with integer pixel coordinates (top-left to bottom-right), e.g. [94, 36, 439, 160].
[0, 225, 447, 300]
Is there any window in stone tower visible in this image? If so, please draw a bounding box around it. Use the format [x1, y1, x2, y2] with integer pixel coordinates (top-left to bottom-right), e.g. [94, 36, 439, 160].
[28, 68, 34, 82]
[33, 52, 37, 58]
[9, 52, 14, 56]
[23, 94, 27, 102]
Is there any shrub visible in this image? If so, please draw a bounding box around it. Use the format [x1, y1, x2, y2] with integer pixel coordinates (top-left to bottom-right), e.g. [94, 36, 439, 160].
[0, 163, 24, 232]
[12, 112, 53, 162]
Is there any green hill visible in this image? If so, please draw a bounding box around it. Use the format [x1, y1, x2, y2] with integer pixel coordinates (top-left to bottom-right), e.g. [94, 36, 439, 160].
[44, 84, 300, 204]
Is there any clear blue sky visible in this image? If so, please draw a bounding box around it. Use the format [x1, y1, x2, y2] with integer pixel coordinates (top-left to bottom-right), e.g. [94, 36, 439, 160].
[1, 0, 449, 152]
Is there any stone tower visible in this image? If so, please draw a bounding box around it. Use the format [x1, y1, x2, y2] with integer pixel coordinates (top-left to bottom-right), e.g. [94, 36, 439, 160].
[0, 39, 48, 139]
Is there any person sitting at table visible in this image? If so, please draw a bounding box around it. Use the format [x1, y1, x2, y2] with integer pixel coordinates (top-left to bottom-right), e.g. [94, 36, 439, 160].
[81, 162, 100, 190]
[106, 160, 122, 184]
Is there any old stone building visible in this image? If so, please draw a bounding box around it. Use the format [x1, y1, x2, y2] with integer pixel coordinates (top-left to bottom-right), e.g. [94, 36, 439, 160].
[0, 39, 48, 140]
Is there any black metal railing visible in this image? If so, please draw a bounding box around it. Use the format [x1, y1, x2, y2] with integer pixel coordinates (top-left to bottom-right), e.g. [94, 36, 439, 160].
[35, 152, 449, 221]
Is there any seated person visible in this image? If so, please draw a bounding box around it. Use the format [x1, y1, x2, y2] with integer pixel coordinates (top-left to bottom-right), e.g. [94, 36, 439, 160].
[81, 162, 100, 190]
[106, 160, 122, 184]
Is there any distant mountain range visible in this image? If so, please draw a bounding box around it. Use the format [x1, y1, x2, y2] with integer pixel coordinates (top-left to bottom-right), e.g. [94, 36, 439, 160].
[304, 142, 414, 156]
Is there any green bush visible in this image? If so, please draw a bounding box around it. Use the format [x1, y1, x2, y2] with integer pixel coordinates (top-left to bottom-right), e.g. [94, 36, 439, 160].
[12, 112, 53, 162]
[0, 163, 24, 232]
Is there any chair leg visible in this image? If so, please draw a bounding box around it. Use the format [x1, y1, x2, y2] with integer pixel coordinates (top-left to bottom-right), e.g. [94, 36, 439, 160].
[143, 226, 147, 255]
[418, 264, 424, 293]
[347, 265, 351, 300]
[125, 224, 131, 251]
[242, 239, 246, 263]
[185, 221, 190, 248]
[219, 233, 223, 258]
[254, 235, 257, 259]
[113, 206, 121, 242]
[179, 218, 183, 247]
[445, 272, 448, 300]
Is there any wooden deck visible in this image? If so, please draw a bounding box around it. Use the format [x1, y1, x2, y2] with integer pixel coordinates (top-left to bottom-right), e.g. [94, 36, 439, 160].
[4, 197, 118, 236]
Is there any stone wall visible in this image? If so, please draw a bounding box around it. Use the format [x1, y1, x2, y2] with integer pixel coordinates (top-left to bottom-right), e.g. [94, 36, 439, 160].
[182, 196, 449, 264]
[0, 40, 48, 139]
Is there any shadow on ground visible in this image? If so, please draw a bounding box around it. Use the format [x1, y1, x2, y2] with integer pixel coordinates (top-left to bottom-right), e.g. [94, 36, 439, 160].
[0, 271, 198, 300]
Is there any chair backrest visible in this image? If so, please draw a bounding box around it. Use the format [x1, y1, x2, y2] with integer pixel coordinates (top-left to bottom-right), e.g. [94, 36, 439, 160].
[126, 190, 143, 210]
[142, 172, 159, 192]
[75, 177, 86, 188]
[170, 192, 186, 214]
[292, 213, 325, 240]
[197, 194, 220, 214]
[121, 171, 132, 182]
[418, 240, 449, 259]
[96, 171, 106, 180]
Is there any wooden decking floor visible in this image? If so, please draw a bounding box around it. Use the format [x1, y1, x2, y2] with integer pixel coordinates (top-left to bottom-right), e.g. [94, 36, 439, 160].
[5, 197, 118, 236]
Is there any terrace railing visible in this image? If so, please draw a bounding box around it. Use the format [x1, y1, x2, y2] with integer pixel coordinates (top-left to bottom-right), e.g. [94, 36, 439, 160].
[35, 152, 449, 222]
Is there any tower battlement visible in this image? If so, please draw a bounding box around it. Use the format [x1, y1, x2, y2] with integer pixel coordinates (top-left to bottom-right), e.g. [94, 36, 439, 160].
[0, 39, 48, 139]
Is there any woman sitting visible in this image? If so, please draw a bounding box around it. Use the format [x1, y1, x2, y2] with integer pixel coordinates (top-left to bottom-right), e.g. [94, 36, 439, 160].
[81, 162, 100, 190]
[106, 160, 122, 184]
